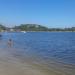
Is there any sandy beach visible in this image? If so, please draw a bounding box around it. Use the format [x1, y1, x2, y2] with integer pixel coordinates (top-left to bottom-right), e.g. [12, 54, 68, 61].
[0, 47, 49, 75]
[0, 47, 75, 75]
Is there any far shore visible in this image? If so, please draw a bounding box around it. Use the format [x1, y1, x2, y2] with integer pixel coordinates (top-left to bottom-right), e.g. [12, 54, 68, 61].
[0, 31, 75, 33]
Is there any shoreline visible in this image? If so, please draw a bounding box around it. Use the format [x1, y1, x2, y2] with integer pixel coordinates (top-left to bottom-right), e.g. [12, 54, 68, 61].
[0, 47, 75, 75]
[0, 48, 50, 75]
[1, 31, 75, 33]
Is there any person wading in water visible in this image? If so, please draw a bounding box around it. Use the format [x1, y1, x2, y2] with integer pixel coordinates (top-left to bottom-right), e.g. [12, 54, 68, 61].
[8, 39, 13, 47]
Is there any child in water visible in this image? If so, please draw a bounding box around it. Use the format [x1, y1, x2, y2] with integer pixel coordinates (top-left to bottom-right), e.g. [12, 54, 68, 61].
[8, 39, 13, 47]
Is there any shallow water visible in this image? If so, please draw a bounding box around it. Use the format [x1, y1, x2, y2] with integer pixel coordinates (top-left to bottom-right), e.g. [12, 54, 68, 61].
[1, 32, 75, 65]
[0, 32, 75, 75]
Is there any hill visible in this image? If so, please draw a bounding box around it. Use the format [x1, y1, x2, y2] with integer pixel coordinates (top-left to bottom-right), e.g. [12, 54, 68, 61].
[13, 24, 49, 31]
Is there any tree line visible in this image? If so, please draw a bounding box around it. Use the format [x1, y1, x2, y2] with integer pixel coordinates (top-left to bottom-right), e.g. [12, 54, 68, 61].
[13, 24, 75, 32]
[0, 24, 75, 32]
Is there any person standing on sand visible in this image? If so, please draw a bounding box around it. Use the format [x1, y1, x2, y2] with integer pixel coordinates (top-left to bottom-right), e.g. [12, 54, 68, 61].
[8, 39, 13, 47]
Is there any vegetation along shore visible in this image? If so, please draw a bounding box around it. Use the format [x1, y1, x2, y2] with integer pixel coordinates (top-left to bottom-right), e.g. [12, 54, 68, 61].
[0, 24, 75, 32]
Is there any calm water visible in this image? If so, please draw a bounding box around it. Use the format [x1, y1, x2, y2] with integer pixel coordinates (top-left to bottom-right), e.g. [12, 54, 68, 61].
[1, 32, 75, 65]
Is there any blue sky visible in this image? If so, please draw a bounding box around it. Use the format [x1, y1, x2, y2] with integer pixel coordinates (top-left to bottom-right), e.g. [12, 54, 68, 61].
[0, 0, 75, 28]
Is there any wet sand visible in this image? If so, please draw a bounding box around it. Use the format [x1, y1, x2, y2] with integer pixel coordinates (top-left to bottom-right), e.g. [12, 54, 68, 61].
[0, 47, 75, 75]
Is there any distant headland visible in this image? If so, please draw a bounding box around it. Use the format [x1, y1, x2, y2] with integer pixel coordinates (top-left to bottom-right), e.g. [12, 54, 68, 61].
[0, 24, 75, 32]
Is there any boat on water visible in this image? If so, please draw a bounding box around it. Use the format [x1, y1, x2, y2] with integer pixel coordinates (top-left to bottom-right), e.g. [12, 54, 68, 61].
[21, 31, 26, 33]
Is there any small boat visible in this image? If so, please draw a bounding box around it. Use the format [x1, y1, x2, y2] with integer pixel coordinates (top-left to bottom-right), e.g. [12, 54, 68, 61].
[21, 31, 26, 33]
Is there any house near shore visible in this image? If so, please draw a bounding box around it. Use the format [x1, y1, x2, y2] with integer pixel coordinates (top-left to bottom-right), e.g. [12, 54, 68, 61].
[4, 28, 14, 32]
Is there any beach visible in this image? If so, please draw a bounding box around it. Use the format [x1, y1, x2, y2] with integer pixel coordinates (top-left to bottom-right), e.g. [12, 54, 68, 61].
[0, 47, 75, 75]
[0, 47, 50, 75]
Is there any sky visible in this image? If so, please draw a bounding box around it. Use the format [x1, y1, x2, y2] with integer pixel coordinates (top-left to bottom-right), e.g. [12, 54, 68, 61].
[0, 0, 75, 28]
